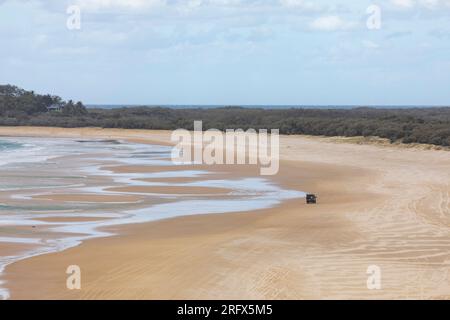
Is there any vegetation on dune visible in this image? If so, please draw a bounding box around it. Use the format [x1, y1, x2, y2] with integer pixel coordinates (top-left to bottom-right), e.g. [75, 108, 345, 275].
[1, 84, 450, 147]
[0, 85, 87, 118]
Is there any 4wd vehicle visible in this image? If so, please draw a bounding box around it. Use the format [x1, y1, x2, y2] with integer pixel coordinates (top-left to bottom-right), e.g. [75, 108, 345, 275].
[306, 194, 317, 204]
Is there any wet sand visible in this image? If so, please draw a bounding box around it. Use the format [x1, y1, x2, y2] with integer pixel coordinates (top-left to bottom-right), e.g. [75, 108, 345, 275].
[1, 127, 450, 299]
[107, 186, 233, 195]
[32, 194, 145, 203]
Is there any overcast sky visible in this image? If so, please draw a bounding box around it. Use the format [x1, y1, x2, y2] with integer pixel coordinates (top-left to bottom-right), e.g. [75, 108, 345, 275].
[1, 0, 449, 105]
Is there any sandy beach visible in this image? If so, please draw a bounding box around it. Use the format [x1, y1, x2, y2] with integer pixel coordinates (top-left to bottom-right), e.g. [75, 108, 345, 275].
[1, 127, 450, 299]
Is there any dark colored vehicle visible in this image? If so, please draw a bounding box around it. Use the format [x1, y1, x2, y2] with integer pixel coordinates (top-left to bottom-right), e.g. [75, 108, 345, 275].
[306, 194, 317, 204]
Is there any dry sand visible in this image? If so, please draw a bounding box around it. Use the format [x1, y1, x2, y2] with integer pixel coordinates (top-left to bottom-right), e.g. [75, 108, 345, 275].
[1, 127, 450, 299]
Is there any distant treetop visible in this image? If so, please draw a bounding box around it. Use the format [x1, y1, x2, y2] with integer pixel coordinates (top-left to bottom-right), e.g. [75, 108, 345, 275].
[0, 84, 86, 117]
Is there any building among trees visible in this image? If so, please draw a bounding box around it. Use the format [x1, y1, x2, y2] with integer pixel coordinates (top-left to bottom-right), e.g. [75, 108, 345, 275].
[47, 104, 63, 112]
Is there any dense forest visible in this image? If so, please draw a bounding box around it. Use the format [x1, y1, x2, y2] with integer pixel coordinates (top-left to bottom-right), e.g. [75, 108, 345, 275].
[0, 85, 87, 117]
[1, 85, 450, 147]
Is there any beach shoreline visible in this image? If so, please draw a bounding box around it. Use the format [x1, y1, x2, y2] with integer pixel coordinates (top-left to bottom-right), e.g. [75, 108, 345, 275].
[1, 126, 449, 299]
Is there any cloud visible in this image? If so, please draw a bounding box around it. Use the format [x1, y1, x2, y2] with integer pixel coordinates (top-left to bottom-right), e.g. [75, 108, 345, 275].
[390, 0, 450, 10]
[73, 0, 166, 11]
[309, 15, 356, 31]
[279, 0, 316, 9]
[362, 40, 380, 49]
[386, 31, 412, 39]
[2, 0, 450, 105]
[391, 0, 415, 9]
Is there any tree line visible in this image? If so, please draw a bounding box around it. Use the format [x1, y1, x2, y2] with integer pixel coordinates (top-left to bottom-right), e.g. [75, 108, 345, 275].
[1, 84, 449, 147]
[0, 85, 87, 117]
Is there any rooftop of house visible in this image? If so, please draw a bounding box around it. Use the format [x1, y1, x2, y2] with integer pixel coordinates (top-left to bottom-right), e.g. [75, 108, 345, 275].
[47, 104, 62, 110]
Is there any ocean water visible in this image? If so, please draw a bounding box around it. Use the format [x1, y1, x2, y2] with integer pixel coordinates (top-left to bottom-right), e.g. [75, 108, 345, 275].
[0, 141, 22, 151]
[0, 137, 305, 299]
[87, 104, 439, 110]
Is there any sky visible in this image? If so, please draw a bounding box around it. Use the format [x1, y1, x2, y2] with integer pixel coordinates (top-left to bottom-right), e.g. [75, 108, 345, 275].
[0, 0, 450, 105]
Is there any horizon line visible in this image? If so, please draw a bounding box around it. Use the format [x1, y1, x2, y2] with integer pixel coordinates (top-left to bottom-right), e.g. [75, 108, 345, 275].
[86, 104, 450, 109]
